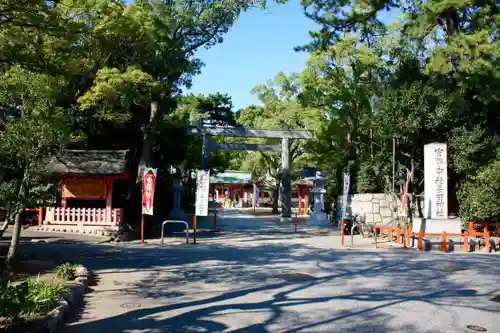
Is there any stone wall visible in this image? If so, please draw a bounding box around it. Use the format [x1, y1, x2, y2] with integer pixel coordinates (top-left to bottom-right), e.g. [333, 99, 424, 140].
[337, 193, 398, 225]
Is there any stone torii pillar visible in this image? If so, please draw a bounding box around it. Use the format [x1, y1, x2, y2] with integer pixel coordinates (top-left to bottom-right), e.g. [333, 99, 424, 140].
[280, 137, 292, 221]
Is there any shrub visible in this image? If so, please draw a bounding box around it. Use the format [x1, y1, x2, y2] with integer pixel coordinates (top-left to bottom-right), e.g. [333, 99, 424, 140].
[356, 161, 380, 193]
[0, 280, 28, 320]
[55, 263, 78, 281]
[25, 279, 67, 316]
[458, 159, 500, 222]
[0, 278, 67, 320]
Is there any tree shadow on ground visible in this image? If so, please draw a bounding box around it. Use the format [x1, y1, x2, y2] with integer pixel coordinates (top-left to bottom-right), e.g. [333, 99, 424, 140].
[0, 230, 105, 279]
[64, 269, 497, 332]
[1, 219, 497, 330]
[14, 237, 500, 333]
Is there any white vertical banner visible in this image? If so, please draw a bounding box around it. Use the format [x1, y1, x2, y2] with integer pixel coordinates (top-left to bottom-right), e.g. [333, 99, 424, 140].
[195, 169, 210, 216]
[399, 181, 409, 217]
[341, 173, 350, 219]
[253, 186, 260, 208]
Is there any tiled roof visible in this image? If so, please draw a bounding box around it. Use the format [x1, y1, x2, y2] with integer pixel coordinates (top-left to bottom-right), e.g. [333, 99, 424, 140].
[47, 150, 128, 175]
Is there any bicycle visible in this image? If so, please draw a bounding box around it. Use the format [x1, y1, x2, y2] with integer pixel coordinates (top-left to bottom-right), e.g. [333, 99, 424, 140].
[351, 214, 374, 238]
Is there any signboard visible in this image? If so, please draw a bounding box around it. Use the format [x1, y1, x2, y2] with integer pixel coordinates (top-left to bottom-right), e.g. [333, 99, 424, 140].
[142, 167, 157, 216]
[63, 179, 107, 199]
[424, 143, 448, 219]
[341, 173, 350, 219]
[195, 169, 210, 216]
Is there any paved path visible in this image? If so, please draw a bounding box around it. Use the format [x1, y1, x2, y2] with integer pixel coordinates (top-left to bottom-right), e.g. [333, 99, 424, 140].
[191, 207, 339, 234]
[16, 231, 499, 333]
[5, 212, 498, 333]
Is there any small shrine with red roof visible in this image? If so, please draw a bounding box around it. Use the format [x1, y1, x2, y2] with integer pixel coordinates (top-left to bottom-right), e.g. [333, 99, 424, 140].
[41, 150, 130, 233]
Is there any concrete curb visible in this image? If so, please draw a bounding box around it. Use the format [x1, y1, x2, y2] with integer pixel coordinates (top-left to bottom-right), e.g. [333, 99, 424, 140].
[35, 226, 115, 238]
[43, 265, 91, 332]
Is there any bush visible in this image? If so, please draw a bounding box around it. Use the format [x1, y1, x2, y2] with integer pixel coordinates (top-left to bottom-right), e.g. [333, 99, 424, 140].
[0, 278, 67, 320]
[55, 263, 78, 281]
[356, 162, 380, 193]
[458, 159, 500, 222]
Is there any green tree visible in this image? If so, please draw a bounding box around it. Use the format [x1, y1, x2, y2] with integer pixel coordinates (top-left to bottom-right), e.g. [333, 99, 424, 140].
[3, 0, 271, 175]
[292, 0, 500, 221]
[67, 0, 275, 225]
[172, 93, 237, 127]
[0, 67, 71, 265]
[0, 0, 279, 250]
[298, 37, 383, 196]
[236, 72, 322, 212]
[155, 93, 238, 213]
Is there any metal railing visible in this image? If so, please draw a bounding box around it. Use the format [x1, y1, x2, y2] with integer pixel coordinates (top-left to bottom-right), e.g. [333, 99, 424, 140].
[161, 220, 189, 244]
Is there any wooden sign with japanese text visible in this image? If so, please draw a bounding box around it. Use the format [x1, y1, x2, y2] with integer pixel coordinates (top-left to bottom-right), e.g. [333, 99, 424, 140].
[195, 170, 210, 216]
[62, 179, 107, 199]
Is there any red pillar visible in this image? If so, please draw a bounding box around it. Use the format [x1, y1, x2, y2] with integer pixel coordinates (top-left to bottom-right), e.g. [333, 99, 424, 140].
[298, 187, 303, 215]
[304, 187, 310, 215]
[38, 207, 43, 226]
[485, 229, 491, 253]
[417, 232, 423, 251]
[441, 231, 448, 253]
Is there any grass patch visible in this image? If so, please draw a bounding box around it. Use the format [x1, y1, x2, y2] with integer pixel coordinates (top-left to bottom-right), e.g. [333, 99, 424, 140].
[0, 278, 67, 323]
[55, 263, 78, 281]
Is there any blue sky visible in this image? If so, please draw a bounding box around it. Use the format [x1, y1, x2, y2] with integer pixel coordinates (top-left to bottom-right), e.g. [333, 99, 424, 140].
[186, 1, 400, 111]
[187, 1, 317, 111]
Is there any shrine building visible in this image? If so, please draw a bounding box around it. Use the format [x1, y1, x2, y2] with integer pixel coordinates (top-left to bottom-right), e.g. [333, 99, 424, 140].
[40, 150, 130, 234]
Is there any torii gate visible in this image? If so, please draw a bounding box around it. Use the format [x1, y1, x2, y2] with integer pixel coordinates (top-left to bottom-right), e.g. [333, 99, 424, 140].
[188, 125, 313, 221]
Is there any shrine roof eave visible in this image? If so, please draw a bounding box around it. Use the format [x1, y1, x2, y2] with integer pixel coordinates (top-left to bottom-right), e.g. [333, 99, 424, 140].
[210, 180, 252, 185]
[48, 149, 129, 176]
[59, 170, 130, 179]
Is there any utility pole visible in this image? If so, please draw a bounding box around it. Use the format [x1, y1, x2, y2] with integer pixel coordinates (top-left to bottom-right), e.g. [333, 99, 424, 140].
[201, 133, 210, 170]
[392, 137, 396, 194]
[370, 128, 373, 159]
[392, 137, 396, 227]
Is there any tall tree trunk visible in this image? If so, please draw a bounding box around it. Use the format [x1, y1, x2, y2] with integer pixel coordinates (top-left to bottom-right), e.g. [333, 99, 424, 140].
[136, 101, 160, 184]
[0, 206, 12, 239]
[5, 209, 24, 267]
[121, 101, 160, 230]
[271, 181, 280, 214]
[5, 168, 28, 267]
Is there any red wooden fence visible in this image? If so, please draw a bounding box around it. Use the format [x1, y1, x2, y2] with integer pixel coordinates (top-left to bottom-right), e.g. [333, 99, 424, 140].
[44, 207, 123, 226]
